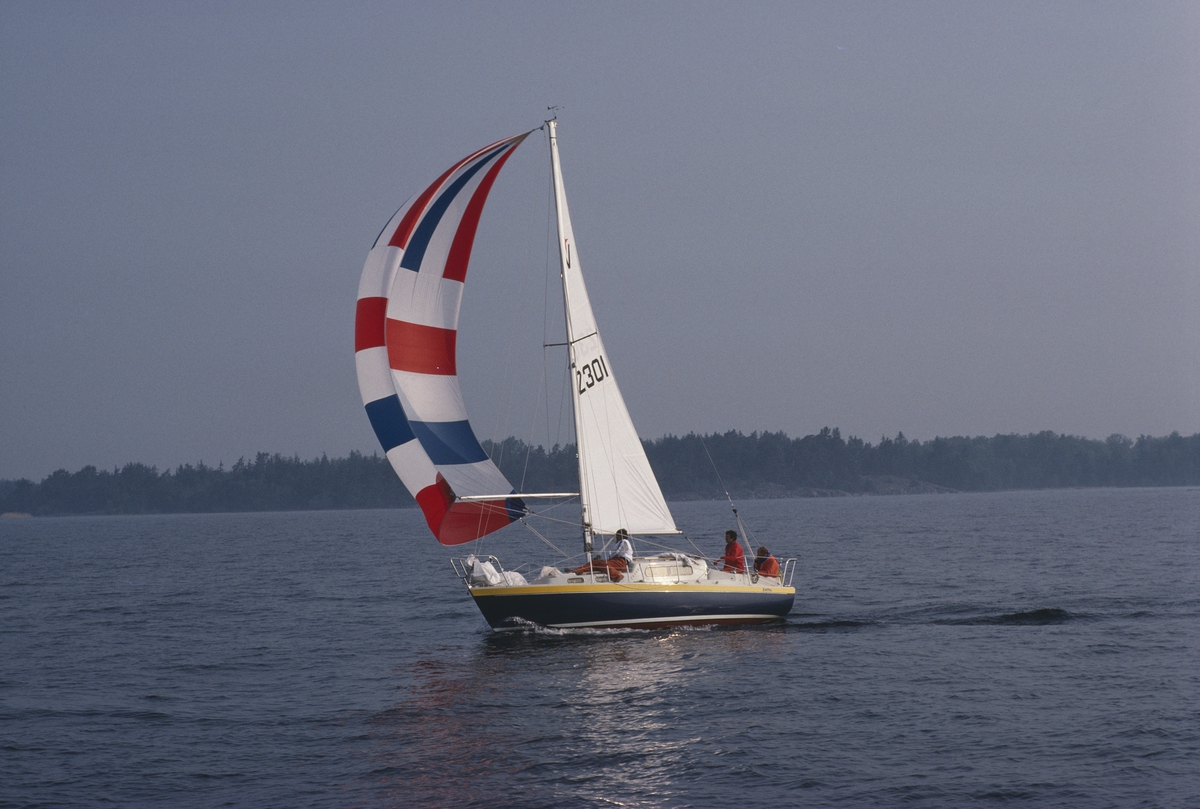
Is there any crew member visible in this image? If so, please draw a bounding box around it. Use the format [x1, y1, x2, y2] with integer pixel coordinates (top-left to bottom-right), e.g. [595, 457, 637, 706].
[754, 546, 780, 578]
[572, 528, 634, 582]
[715, 529, 746, 573]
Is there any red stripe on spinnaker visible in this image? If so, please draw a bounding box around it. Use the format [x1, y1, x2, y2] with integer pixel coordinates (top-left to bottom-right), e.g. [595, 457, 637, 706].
[443, 139, 525, 283]
[415, 475, 516, 545]
[415, 475, 455, 537]
[438, 501, 518, 545]
[386, 135, 522, 251]
[354, 297, 388, 352]
[385, 318, 457, 375]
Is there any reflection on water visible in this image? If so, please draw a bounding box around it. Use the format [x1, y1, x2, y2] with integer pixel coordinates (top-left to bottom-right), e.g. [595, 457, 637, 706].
[367, 624, 795, 808]
[366, 655, 532, 808]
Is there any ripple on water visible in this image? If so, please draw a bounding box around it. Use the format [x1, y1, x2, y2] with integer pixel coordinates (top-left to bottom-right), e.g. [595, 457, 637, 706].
[1, 491, 1198, 807]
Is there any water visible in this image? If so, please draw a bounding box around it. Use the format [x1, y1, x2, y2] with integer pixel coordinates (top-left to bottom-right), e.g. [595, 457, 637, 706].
[2, 488, 1198, 808]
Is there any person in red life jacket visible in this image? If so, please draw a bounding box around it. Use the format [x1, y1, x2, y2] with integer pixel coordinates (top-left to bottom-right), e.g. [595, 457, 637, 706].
[715, 530, 746, 573]
[571, 529, 634, 582]
[754, 546, 780, 578]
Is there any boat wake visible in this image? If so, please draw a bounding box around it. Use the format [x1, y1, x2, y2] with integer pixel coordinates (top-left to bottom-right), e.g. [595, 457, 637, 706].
[933, 607, 1075, 626]
[787, 617, 878, 632]
[784, 607, 1078, 631]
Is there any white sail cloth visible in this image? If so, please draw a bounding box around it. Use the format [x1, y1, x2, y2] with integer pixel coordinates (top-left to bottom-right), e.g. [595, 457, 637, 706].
[548, 122, 678, 536]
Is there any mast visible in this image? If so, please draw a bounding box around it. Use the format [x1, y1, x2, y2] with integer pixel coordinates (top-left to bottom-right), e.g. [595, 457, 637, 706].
[547, 119, 594, 561]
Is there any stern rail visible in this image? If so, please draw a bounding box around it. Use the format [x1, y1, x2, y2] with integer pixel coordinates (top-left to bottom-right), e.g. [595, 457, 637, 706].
[781, 557, 797, 587]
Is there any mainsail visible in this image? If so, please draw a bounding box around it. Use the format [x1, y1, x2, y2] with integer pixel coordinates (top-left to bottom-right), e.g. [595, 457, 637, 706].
[548, 121, 678, 536]
[355, 133, 531, 545]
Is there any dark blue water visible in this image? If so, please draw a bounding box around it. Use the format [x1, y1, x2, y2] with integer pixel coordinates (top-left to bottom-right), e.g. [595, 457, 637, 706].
[2, 488, 1198, 808]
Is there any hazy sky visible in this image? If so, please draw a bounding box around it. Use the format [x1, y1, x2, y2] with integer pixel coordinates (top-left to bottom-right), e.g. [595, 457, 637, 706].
[2, 2, 1198, 481]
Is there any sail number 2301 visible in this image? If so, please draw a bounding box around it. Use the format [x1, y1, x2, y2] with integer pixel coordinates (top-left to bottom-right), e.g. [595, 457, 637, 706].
[576, 355, 610, 395]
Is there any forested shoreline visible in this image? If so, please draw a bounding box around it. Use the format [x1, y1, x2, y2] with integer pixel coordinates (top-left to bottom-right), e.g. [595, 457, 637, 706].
[2, 429, 1197, 517]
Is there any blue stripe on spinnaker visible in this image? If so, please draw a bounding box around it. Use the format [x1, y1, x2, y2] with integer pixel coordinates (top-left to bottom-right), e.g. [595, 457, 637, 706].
[410, 419, 490, 465]
[399, 145, 507, 273]
[364, 395, 416, 453]
[505, 496, 527, 521]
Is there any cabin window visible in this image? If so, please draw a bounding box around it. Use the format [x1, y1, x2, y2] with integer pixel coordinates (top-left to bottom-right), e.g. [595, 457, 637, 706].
[644, 564, 692, 578]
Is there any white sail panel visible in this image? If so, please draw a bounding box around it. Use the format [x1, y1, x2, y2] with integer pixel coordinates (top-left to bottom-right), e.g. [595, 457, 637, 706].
[355, 346, 397, 405]
[385, 267, 466, 331]
[437, 459, 517, 499]
[570, 332, 678, 534]
[357, 245, 401, 300]
[389, 370, 470, 423]
[549, 122, 678, 535]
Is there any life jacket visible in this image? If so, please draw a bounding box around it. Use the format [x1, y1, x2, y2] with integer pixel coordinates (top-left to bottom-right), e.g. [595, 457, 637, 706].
[720, 543, 745, 572]
[756, 555, 780, 577]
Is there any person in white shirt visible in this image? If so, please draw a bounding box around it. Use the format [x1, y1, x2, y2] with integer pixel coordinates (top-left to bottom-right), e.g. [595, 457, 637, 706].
[571, 528, 633, 581]
[609, 528, 634, 566]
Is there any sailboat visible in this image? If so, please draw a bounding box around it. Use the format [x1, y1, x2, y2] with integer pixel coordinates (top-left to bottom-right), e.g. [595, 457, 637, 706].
[354, 120, 795, 629]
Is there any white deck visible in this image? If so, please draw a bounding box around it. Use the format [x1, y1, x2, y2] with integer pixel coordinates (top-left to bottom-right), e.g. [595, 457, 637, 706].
[455, 553, 789, 589]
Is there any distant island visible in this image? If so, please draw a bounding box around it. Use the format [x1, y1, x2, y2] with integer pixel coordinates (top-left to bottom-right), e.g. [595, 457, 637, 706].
[2, 429, 1197, 517]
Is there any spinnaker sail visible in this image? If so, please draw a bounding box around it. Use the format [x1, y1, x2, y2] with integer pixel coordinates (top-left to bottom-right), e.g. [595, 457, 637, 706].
[355, 133, 531, 544]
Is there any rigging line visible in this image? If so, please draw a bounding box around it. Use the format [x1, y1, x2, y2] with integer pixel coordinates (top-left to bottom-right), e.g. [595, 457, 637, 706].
[517, 495, 582, 523]
[519, 153, 565, 494]
[549, 159, 584, 538]
[698, 435, 738, 515]
[520, 518, 571, 560]
[626, 535, 681, 554]
[542, 130, 555, 356]
[632, 533, 708, 560]
[732, 507, 758, 565]
[501, 140, 549, 465]
[555, 353, 571, 450]
[542, 195, 555, 455]
[693, 434, 762, 568]
[519, 360, 548, 492]
[522, 510, 584, 529]
[544, 140, 573, 457]
[685, 533, 712, 559]
[485, 132, 547, 475]
[521, 497, 580, 516]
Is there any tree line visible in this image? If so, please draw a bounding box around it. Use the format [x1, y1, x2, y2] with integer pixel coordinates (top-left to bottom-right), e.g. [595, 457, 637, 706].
[0, 451, 412, 517]
[2, 430, 1197, 517]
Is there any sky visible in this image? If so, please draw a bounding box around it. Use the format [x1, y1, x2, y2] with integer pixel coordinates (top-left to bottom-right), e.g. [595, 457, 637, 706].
[2, 2, 1198, 481]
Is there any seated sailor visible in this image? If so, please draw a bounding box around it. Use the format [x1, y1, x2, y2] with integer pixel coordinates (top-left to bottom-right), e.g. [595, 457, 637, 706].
[571, 528, 634, 582]
[753, 546, 780, 578]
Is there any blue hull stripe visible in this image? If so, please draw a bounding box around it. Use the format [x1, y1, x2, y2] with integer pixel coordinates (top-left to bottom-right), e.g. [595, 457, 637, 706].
[471, 589, 794, 629]
[364, 394, 415, 453]
[410, 419, 489, 465]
